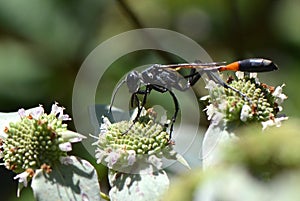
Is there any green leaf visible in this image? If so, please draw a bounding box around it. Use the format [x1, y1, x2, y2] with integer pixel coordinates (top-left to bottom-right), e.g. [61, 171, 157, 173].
[31, 156, 101, 201]
[108, 169, 169, 201]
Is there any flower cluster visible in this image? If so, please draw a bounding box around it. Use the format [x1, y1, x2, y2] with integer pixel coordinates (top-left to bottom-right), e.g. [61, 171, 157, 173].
[93, 109, 179, 173]
[202, 72, 288, 129]
[0, 103, 85, 196]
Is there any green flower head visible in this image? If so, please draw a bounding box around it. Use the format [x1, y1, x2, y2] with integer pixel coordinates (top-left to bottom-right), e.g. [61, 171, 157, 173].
[202, 72, 287, 129]
[0, 103, 85, 196]
[93, 108, 189, 173]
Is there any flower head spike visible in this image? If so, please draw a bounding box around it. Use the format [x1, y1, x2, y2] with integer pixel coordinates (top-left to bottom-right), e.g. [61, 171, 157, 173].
[202, 72, 287, 129]
[0, 103, 84, 196]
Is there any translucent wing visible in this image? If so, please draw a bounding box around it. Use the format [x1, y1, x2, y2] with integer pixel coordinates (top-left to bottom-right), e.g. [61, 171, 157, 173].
[157, 61, 227, 71]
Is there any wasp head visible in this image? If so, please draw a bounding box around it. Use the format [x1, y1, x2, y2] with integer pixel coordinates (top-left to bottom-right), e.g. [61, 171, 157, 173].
[126, 71, 142, 93]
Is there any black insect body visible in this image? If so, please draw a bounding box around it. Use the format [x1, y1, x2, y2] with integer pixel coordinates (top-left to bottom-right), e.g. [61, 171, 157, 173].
[110, 58, 278, 139]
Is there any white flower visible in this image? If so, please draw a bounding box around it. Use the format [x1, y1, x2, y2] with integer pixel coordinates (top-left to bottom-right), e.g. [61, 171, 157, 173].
[51, 102, 71, 121]
[200, 95, 210, 101]
[249, 72, 257, 79]
[235, 71, 244, 79]
[14, 169, 34, 197]
[203, 101, 225, 125]
[14, 171, 30, 186]
[100, 116, 111, 135]
[211, 111, 224, 125]
[240, 105, 251, 122]
[18, 109, 26, 118]
[148, 155, 163, 169]
[105, 152, 121, 169]
[262, 116, 288, 130]
[127, 150, 136, 166]
[273, 84, 287, 105]
[204, 104, 216, 121]
[250, 72, 259, 83]
[59, 142, 72, 152]
[30, 105, 44, 119]
[205, 80, 218, 92]
[218, 100, 227, 111]
[95, 148, 107, 164]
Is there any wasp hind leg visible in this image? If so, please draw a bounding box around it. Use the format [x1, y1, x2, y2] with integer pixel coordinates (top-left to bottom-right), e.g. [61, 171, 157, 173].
[149, 84, 179, 140]
[208, 72, 252, 104]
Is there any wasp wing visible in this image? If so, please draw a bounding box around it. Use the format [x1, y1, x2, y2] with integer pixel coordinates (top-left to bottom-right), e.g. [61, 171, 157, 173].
[157, 61, 227, 71]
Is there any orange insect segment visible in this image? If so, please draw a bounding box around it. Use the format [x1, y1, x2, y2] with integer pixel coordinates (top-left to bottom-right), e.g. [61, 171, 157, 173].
[219, 61, 240, 72]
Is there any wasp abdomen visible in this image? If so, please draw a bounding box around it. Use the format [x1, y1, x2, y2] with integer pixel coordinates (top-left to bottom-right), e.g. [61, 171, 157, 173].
[238, 58, 278, 72]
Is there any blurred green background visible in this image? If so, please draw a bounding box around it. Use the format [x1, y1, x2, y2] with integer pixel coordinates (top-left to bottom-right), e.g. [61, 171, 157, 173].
[0, 0, 299, 200]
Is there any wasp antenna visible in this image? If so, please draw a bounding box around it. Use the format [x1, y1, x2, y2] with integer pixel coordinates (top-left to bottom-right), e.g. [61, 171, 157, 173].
[109, 79, 126, 113]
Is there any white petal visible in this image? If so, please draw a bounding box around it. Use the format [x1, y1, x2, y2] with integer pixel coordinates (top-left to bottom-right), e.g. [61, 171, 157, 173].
[100, 116, 111, 135]
[105, 152, 120, 168]
[95, 148, 107, 164]
[14, 171, 30, 187]
[249, 72, 257, 78]
[59, 142, 72, 152]
[240, 105, 251, 122]
[204, 104, 215, 121]
[51, 102, 62, 115]
[273, 84, 285, 97]
[51, 102, 71, 121]
[218, 101, 228, 111]
[200, 95, 210, 101]
[59, 130, 86, 142]
[127, 150, 136, 166]
[261, 116, 288, 130]
[59, 156, 74, 165]
[275, 93, 288, 105]
[18, 109, 26, 118]
[148, 155, 162, 169]
[30, 105, 44, 119]
[211, 112, 224, 125]
[235, 71, 244, 79]
[205, 80, 218, 91]
[58, 114, 71, 121]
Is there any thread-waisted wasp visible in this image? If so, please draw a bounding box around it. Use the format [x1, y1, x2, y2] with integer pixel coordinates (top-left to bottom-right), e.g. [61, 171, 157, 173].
[109, 58, 278, 138]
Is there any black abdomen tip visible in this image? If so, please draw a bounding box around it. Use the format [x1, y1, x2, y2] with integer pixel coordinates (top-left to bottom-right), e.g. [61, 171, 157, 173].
[238, 58, 278, 72]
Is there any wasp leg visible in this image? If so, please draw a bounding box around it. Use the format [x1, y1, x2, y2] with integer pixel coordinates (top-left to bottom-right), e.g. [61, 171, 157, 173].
[133, 86, 152, 122]
[123, 86, 152, 135]
[149, 84, 179, 140]
[184, 68, 203, 87]
[207, 71, 252, 103]
[130, 93, 140, 108]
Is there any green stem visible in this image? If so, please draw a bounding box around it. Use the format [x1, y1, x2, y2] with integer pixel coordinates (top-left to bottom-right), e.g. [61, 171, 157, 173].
[100, 192, 110, 201]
